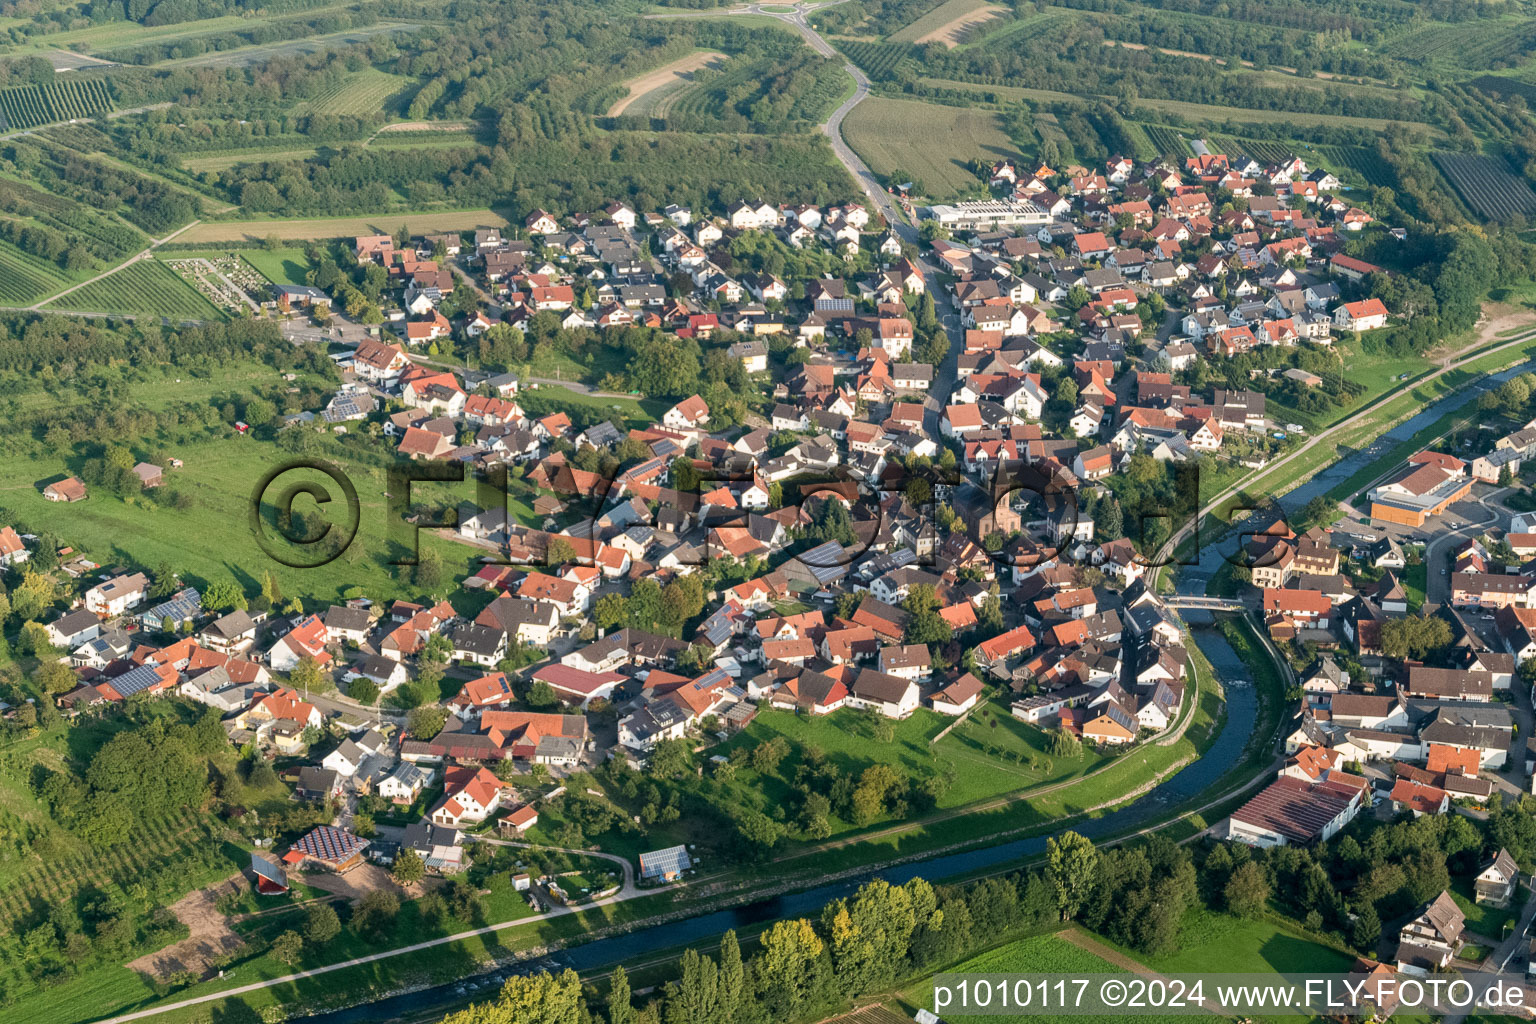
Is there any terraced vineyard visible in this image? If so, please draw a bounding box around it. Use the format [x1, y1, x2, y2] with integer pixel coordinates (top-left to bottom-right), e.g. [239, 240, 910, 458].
[305, 67, 411, 116]
[0, 246, 68, 306]
[1431, 151, 1536, 221]
[1314, 144, 1394, 187]
[0, 77, 113, 131]
[1141, 124, 1191, 158]
[838, 40, 920, 82]
[47, 259, 223, 319]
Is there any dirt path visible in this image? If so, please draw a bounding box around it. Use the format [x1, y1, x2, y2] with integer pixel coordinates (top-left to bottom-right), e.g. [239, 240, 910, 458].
[1061, 929, 1228, 1012]
[607, 51, 725, 116]
[127, 873, 247, 981]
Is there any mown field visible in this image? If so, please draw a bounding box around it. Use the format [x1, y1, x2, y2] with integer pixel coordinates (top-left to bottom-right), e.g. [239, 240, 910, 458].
[178, 210, 508, 243]
[897, 932, 1134, 1024]
[0, 422, 476, 610]
[240, 246, 316, 285]
[711, 700, 1110, 834]
[181, 147, 325, 173]
[44, 259, 222, 319]
[843, 96, 1015, 196]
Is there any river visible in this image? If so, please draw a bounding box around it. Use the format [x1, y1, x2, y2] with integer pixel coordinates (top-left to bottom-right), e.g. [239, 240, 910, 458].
[300, 628, 1258, 1024]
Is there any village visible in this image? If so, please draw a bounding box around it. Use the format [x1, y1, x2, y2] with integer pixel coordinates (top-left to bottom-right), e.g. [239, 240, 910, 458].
[14, 139, 1536, 1020]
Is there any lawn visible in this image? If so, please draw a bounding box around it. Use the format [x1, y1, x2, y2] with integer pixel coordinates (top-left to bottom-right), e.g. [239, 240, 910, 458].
[935, 699, 1111, 800]
[241, 246, 317, 285]
[761, 659, 1221, 878]
[0, 419, 478, 612]
[522, 382, 669, 430]
[1451, 877, 1518, 940]
[1109, 906, 1354, 975]
[43, 259, 223, 320]
[895, 932, 1137, 1024]
[842, 96, 1016, 198]
[721, 700, 1107, 818]
[1402, 561, 1427, 611]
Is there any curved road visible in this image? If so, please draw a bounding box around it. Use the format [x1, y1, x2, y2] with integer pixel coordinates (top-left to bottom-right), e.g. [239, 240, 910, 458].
[650, 0, 961, 433]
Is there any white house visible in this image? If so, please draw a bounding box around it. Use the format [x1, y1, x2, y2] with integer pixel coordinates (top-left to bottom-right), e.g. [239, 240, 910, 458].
[662, 394, 710, 431]
[84, 573, 149, 617]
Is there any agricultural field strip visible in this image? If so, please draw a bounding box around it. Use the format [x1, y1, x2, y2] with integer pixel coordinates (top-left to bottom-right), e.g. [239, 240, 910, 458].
[909, 76, 1445, 135]
[889, 0, 1004, 46]
[175, 209, 508, 244]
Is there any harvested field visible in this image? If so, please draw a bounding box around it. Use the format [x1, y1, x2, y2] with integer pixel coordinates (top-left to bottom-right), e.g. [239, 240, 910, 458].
[374, 119, 477, 133]
[126, 873, 247, 981]
[178, 210, 508, 243]
[607, 51, 726, 116]
[889, 0, 1003, 46]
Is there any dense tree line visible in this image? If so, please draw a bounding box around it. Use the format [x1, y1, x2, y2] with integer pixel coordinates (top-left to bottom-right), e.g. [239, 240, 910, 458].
[449, 798, 1536, 1024]
[98, 7, 379, 64]
[1354, 227, 1536, 353]
[0, 314, 301, 379]
[6, 139, 197, 234]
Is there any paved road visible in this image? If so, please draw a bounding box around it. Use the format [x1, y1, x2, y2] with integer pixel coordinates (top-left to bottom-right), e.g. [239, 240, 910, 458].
[647, 1, 960, 435]
[1423, 486, 1510, 606]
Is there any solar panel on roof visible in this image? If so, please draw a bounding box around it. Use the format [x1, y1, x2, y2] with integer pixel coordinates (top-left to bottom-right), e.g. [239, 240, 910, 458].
[295, 825, 369, 862]
[111, 664, 165, 697]
[639, 844, 692, 879]
[251, 851, 288, 888]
